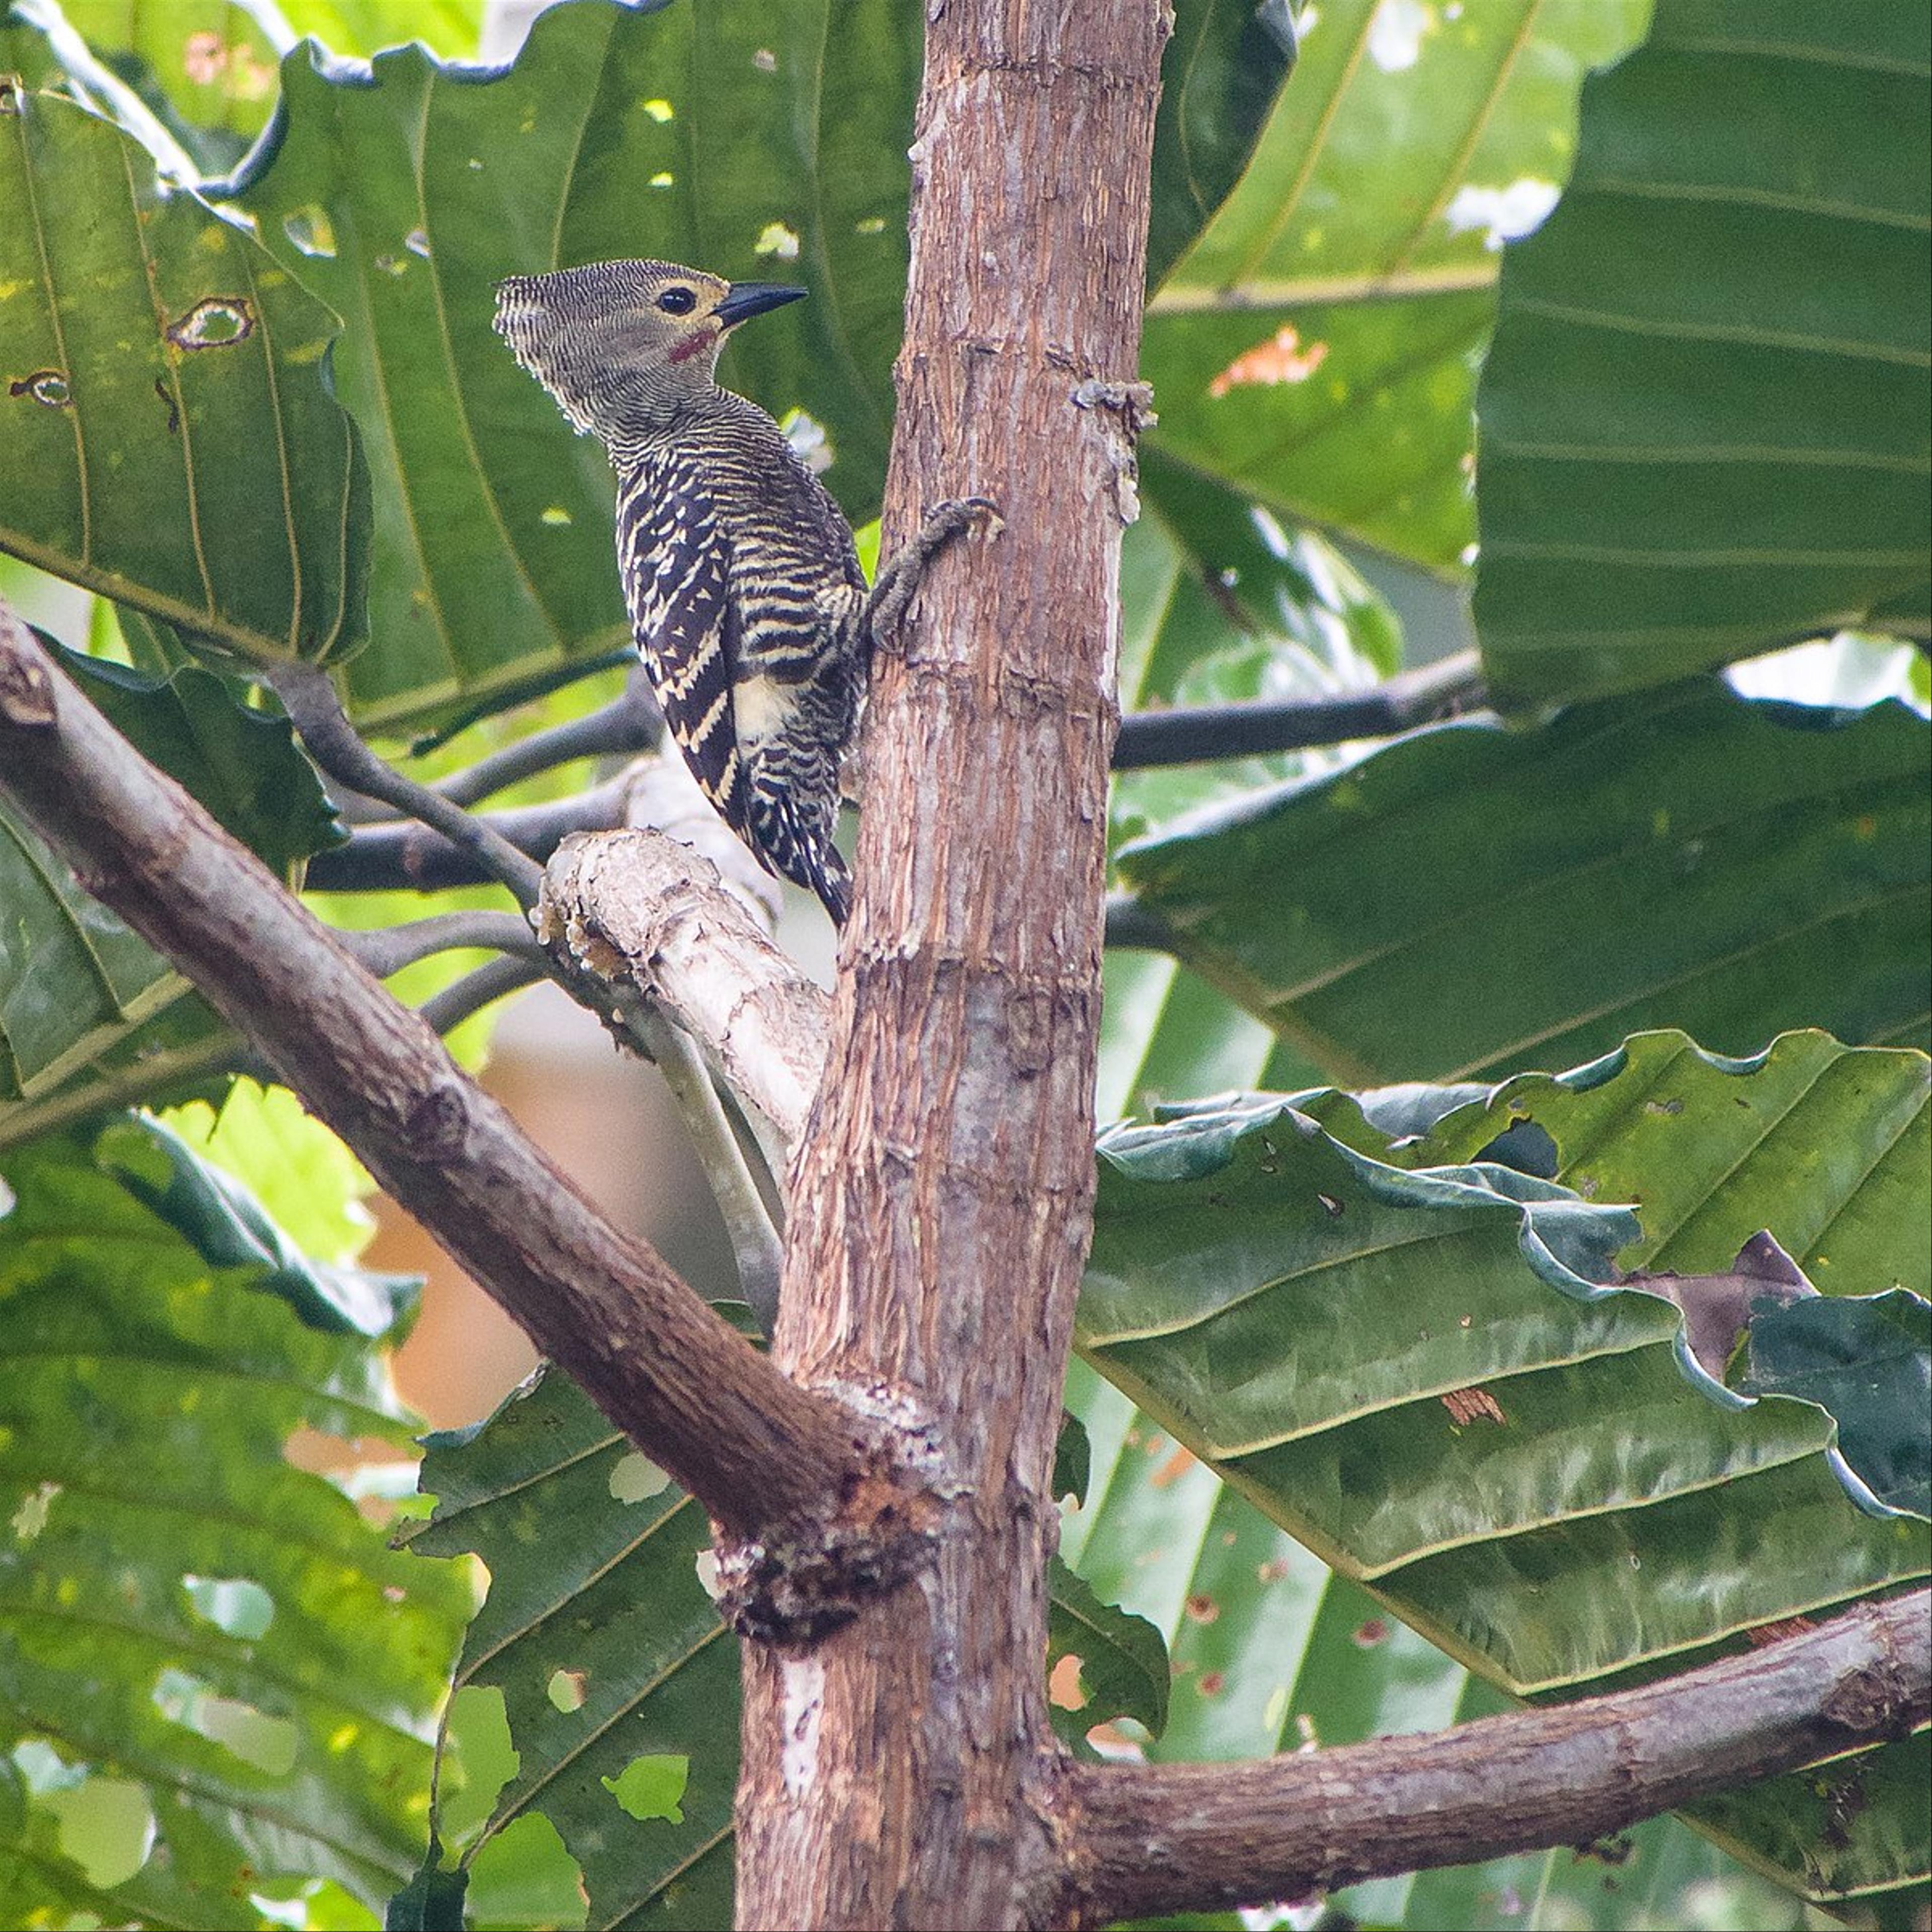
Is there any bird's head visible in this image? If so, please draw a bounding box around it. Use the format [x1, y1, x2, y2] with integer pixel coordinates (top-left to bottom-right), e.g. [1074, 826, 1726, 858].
[494, 259, 806, 441]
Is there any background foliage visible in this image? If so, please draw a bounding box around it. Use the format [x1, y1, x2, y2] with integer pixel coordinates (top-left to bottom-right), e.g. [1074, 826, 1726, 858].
[1, 0, 1926, 1927]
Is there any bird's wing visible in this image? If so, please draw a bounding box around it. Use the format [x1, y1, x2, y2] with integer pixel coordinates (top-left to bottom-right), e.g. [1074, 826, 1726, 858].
[617, 455, 749, 831]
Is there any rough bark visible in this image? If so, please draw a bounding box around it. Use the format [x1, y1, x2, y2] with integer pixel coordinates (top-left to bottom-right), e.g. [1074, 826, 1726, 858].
[729, 1, 1167, 1924]
[0, 609, 862, 1545]
[541, 823, 823, 1161]
[1064, 1587, 1932, 1925]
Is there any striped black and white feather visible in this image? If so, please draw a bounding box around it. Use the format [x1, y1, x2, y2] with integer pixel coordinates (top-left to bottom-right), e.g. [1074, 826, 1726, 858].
[495, 259, 867, 923]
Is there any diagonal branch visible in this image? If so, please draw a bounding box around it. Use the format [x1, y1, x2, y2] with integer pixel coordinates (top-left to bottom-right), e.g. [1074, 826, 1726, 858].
[1064, 1588, 1932, 1925]
[0, 604, 865, 1545]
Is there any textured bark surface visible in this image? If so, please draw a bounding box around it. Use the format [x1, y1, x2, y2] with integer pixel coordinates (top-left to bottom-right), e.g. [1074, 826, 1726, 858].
[0, 609, 862, 1544]
[730, 2, 1168, 1925]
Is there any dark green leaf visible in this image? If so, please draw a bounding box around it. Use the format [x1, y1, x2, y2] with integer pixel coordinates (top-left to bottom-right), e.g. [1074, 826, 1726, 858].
[54, 643, 343, 873]
[97, 1112, 415, 1338]
[0, 1128, 467, 1927]
[1112, 684, 1931, 1085]
[1378, 1029, 1931, 1299]
[0, 86, 369, 661]
[1045, 1555, 1170, 1748]
[1079, 1094, 1930, 1900]
[386, 1846, 468, 1932]
[1144, 0, 1296, 291]
[1061, 1363, 1846, 1928]
[1475, 1, 1932, 701]
[1052, 1411, 1091, 1508]
[1, 634, 341, 1140]
[1741, 1292, 1931, 1517]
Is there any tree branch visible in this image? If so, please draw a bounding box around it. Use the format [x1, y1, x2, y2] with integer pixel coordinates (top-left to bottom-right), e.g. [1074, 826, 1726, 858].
[302, 779, 630, 890]
[540, 829, 830, 1168]
[338, 909, 546, 979]
[434, 675, 662, 807]
[0, 605, 867, 1545]
[416, 953, 545, 1035]
[1064, 1588, 1932, 1926]
[1110, 650, 1482, 770]
[271, 663, 546, 906]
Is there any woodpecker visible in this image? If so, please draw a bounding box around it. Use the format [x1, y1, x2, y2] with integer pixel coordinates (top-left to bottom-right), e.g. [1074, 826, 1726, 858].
[494, 258, 988, 924]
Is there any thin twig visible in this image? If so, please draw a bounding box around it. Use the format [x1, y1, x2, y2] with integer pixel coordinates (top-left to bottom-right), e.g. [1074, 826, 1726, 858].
[1111, 650, 1483, 770]
[303, 779, 630, 892]
[436, 680, 661, 808]
[270, 665, 545, 907]
[339, 910, 548, 980]
[417, 954, 545, 1036]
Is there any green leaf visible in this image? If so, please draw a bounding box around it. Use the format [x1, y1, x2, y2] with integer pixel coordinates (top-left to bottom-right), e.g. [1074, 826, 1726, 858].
[405, 1367, 736, 1931]
[0, 1126, 468, 1928]
[1140, 0, 1649, 572]
[54, 645, 343, 874]
[1061, 1362, 1864, 1927]
[1475, 0, 1932, 701]
[1381, 1028, 1931, 1297]
[1144, 0, 1297, 291]
[1045, 1555, 1170, 1749]
[0, 85, 370, 661]
[0, 634, 340, 1143]
[1740, 1292, 1931, 1518]
[1112, 683, 1931, 1085]
[386, 1844, 469, 1932]
[98, 1110, 412, 1338]
[1078, 1091, 1930, 1903]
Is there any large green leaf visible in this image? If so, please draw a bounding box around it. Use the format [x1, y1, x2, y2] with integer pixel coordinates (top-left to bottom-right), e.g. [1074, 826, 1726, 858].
[0, 1121, 468, 1928]
[1475, 0, 1932, 701]
[1079, 1080, 1930, 1904]
[1139, 0, 1649, 573]
[1112, 683, 1931, 1085]
[194, 0, 1286, 727]
[1377, 1028, 1931, 1296]
[404, 1364, 1175, 1927]
[0, 84, 369, 661]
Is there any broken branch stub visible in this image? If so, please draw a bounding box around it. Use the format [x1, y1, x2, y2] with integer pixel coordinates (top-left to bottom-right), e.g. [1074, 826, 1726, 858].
[537, 817, 832, 1165]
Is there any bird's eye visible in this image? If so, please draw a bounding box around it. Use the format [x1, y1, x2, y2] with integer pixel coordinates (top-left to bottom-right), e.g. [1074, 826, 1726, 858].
[656, 287, 697, 316]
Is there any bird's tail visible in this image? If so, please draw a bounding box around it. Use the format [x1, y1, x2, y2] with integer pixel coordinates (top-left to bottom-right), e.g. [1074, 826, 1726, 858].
[749, 788, 851, 926]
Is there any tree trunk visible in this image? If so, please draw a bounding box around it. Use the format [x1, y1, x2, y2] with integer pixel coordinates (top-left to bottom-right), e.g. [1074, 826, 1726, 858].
[731, 1, 1168, 1924]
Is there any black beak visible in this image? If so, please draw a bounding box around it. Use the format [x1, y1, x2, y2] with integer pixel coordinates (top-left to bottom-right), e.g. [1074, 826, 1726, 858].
[715, 281, 808, 328]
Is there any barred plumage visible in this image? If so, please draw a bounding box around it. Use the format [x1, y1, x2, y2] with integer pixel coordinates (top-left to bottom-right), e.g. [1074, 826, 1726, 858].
[494, 259, 868, 922]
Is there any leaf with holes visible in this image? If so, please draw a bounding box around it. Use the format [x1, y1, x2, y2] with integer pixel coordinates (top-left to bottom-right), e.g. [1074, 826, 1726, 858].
[0, 1122, 467, 1928]
[404, 1367, 738, 1931]
[1475, 1, 1932, 700]
[1045, 1556, 1170, 1751]
[1112, 683, 1931, 1086]
[1140, 0, 1649, 573]
[0, 86, 368, 663]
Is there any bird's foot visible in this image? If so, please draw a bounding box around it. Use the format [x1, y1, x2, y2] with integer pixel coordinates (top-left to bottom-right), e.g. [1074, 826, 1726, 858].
[865, 496, 1002, 643]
